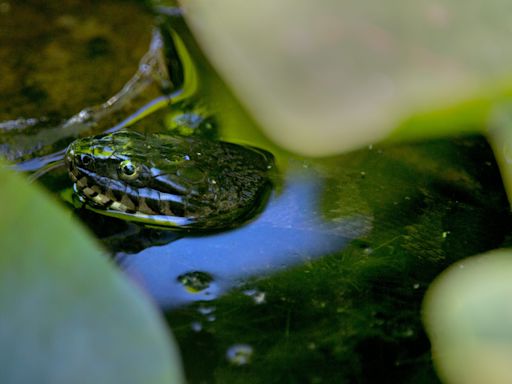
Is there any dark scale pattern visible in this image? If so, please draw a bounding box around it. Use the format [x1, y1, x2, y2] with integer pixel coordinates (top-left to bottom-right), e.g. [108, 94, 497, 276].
[65, 130, 275, 230]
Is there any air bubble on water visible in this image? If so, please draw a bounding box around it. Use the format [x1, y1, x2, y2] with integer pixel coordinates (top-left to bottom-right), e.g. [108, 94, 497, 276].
[254, 292, 266, 304]
[363, 247, 373, 255]
[207, 314, 216, 322]
[177, 271, 213, 294]
[226, 344, 253, 366]
[243, 289, 266, 304]
[197, 304, 215, 316]
[191, 321, 203, 332]
[413, 283, 420, 289]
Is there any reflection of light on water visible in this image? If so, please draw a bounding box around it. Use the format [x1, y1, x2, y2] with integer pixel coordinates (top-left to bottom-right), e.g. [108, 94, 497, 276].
[190, 321, 202, 332]
[121, 166, 371, 308]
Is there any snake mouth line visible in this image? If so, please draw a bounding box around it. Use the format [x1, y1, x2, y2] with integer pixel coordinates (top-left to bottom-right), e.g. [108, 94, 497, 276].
[68, 165, 185, 218]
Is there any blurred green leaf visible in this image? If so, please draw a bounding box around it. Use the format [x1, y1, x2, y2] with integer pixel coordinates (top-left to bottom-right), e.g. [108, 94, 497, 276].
[0, 164, 184, 384]
[423, 249, 512, 384]
[179, 0, 512, 156]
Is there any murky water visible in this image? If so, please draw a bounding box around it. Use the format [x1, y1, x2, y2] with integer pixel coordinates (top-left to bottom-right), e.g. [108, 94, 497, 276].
[1, 1, 511, 383]
[112, 164, 366, 308]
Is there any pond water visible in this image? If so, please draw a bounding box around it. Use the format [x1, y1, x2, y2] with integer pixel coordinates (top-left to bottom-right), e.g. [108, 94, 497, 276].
[1, 1, 511, 383]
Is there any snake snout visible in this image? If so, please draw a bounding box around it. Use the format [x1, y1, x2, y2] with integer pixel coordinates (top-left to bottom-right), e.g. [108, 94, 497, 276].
[64, 146, 77, 176]
[64, 146, 74, 166]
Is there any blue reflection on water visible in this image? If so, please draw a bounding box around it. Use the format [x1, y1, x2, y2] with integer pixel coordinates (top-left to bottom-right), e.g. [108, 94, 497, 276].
[121, 166, 370, 308]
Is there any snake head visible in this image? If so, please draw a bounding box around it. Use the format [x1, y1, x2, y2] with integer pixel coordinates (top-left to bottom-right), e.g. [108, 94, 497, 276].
[65, 130, 275, 230]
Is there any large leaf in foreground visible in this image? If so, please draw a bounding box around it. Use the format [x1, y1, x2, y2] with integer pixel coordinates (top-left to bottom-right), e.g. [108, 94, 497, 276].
[0, 164, 184, 384]
[178, 0, 512, 156]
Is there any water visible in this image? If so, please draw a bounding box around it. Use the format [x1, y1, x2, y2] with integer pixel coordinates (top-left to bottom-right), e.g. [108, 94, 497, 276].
[118, 165, 366, 308]
[110, 136, 508, 384]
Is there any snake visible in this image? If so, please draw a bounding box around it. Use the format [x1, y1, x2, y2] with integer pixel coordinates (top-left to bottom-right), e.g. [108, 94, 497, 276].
[64, 130, 275, 230]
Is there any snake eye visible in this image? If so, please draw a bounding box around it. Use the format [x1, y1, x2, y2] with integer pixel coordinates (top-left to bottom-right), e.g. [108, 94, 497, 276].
[80, 154, 94, 167]
[119, 160, 139, 180]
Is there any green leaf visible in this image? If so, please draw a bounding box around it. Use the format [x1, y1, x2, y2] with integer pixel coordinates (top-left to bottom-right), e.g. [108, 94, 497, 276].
[178, 0, 512, 156]
[0, 164, 184, 384]
[423, 249, 512, 384]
